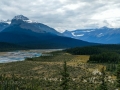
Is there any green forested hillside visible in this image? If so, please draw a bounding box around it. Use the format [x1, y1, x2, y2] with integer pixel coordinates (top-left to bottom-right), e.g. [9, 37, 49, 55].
[65, 44, 120, 64]
[65, 44, 120, 55]
[0, 42, 27, 51]
[88, 52, 120, 63]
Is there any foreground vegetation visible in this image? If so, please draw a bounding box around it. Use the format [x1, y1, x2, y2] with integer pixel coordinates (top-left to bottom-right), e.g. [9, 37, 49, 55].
[0, 44, 120, 89]
[64, 44, 120, 89]
[0, 50, 118, 90]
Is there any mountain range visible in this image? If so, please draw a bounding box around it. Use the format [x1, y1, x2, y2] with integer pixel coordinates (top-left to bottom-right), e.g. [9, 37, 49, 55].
[62, 27, 120, 44]
[0, 15, 96, 49]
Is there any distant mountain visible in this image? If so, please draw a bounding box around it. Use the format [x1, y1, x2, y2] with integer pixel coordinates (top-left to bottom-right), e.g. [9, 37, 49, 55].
[0, 25, 95, 48]
[10, 15, 61, 35]
[0, 15, 61, 35]
[0, 15, 96, 49]
[62, 27, 120, 44]
[0, 20, 11, 31]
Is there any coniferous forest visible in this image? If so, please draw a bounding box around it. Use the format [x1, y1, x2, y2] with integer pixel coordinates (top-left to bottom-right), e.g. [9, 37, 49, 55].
[65, 44, 120, 55]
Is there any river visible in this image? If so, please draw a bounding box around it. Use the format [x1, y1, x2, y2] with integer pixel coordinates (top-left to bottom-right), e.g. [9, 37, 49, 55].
[0, 49, 61, 63]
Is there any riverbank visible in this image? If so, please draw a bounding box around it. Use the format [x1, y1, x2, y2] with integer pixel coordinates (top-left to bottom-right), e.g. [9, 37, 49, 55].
[0, 49, 62, 63]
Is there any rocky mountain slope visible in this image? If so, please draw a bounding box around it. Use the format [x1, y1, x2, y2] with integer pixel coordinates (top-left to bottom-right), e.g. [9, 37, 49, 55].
[62, 27, 120, 44]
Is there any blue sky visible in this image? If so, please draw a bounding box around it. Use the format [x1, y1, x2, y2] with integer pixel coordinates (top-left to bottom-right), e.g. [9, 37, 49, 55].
[0, 0, 120, 32]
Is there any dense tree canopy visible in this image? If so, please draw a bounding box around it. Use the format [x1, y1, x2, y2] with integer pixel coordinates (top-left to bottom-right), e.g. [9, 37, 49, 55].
[88, 52, 120, 63]
[0, 42, 27, 51]
[65, 44, 120, 55]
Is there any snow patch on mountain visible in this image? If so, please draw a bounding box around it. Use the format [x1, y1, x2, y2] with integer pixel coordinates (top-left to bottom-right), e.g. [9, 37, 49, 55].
[6, 21, 11, 24]
[0, 20, 11, 24]
[72, 32, 84, 36]
[81, 30, 95, 32]
[23, 20, 38, 23]
[97, 33, 104, 37]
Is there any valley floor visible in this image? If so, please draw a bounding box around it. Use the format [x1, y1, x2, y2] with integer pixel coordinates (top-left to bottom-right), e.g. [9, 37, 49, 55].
[0, 51, 117, 90]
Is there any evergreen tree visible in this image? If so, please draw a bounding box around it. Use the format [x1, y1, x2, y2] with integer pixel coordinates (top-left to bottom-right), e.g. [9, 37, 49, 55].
[116, 63, 120, 89]
[99, 67, 108, 90]
[60, 61, 70, 90]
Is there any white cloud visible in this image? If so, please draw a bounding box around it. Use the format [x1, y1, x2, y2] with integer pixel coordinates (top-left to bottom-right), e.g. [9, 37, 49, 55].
[92, 8, 120, 20]
[0, 0, 120, 32]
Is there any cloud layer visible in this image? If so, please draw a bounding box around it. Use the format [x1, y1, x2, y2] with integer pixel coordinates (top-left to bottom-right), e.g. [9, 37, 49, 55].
[0, 0, 120, 32]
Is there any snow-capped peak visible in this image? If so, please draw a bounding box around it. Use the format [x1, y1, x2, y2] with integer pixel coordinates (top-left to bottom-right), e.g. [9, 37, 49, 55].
[12, 15, 38, 23]
[13, 15, 29, 20]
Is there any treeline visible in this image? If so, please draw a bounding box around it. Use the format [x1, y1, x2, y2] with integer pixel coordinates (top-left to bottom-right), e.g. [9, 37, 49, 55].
[65, 44, 120, 64]
[65, 44, 120, 55]
[0, 42, 27, 52]
[88, 52, 120, 63]
[65, 46, 102, 55]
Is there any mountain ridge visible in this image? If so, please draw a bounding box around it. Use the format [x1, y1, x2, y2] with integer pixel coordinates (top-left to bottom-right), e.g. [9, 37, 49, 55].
[62, 27, 120, 44]
[0, 15, 97, 49]
[0, 15, 61, 35]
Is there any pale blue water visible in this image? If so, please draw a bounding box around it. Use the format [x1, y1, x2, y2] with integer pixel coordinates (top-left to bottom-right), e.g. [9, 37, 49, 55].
[0, 50, 41, 63]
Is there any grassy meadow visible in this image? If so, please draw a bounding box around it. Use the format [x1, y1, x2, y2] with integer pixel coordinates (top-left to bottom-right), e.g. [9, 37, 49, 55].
[0, 50, 117, 90]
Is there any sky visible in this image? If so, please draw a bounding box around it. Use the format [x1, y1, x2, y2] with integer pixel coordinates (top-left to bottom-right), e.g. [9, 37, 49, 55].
[0, 0, 120, 32]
